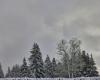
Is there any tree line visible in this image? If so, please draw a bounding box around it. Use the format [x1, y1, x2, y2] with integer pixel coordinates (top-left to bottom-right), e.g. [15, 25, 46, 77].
[0, 38, 99, 78]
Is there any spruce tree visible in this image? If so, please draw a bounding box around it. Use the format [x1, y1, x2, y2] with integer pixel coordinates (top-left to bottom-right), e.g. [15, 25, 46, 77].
[81, 51, 90, 77]
[81, 50, 87, 77]
[44, 55, 53, 77]
[0, 63, 4, 78]
[5, 67, 11, 78]
[52, 58, 57, 77]
[81, 51, 99, 77]
[86, 53, 91, 77]
[20, 58, 31, 77]
[29, 43, 45, 78]
[89, 54, 99, 77]
[10, 64, 21, 78]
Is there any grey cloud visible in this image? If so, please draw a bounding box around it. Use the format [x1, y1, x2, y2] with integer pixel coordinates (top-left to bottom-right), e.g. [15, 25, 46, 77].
[0, 0, 100, 74]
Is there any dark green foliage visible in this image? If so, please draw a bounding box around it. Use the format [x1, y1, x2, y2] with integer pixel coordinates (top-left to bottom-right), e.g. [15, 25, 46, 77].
[29, 43, 45, 78]
[20, 58, 31, 77]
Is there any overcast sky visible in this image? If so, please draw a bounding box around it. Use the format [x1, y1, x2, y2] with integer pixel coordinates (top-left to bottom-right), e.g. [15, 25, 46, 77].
[0, 0, 100, 74]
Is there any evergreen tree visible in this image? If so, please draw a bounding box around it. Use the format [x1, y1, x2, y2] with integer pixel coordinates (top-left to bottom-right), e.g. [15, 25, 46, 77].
[44, 55, 53, 77]
[81, 50, 87, 77]
[10, 64, 21, 78]
[81, 51, 91, 77]
[20, 57, 31, 77]
[29, 43, 45, 78]
[89, 54, 99, 77]
[81, 51, 99, 77]
[75, 52, 84, 77]
[52, 58, 57, 77]
[0, 63, 4, 78]
[86, 53, 92, 77]
[5, 67, 11, 78]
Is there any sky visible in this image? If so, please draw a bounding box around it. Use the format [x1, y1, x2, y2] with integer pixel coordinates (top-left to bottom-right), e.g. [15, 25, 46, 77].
[0, 0, 100, 74]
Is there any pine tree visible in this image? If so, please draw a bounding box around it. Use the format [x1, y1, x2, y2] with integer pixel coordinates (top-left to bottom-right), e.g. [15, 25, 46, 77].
[29, 43, 45, 78]
[5, 67, 11, 78]
[0, 63, 4, 78]
[20, 57, 31, 77]
[44, 55, 53, 77]
[52, 58, 57, 77]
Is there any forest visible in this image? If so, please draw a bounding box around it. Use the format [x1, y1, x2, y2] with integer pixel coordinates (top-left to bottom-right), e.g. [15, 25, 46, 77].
[0, 38, 99, 78]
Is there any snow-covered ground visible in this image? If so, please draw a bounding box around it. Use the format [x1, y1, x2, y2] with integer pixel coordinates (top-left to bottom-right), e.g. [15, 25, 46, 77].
[0, 77, 100, 80]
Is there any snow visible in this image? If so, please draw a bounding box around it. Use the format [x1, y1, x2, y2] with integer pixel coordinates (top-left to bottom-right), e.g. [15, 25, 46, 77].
[0, 77, 100, 80]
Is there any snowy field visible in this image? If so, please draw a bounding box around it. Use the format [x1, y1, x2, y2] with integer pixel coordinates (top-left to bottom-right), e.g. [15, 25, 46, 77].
[0, 77, 100, 80]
